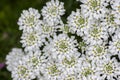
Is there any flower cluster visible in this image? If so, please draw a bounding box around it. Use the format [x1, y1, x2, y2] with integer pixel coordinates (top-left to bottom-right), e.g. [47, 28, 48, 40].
[6, 0, 120, 80]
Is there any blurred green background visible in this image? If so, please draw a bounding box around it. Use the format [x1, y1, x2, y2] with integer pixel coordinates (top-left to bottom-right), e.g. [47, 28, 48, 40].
[0, 0, 80, 79]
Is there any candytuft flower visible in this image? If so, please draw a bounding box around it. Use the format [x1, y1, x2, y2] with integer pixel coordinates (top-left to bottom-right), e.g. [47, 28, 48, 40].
[18, 8, 41, 32]
[41, 0, 65, 26]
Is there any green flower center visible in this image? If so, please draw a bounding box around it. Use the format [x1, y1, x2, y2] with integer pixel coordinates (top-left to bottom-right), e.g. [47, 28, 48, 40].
[90, 0, 100, 9]
[18, 66, 28, 78]
[62, 57, 76, 67]
[91, 27, 101, 38]
[42, 26, 52, 34]
[56, 40, 69, 53]
[115, 41, 120, 50]
[27, 33, 37, 46]
[104, 63, 114, 74]
[78, 17, 85, 25]
[25, 15, 35, 27]
[94, 46, 105, 56]
[31, 57, 39, 67]
[49, 6, 57, 16]
[82, 68, 93, 77]
[75, 16, 86, 28]
[48, 64, 60, 76]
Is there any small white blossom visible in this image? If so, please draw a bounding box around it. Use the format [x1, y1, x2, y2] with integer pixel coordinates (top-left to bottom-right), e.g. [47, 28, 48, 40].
[18, 8, 41, 32]
[20, 31, 42, 52]
[95, 56, 120, 80]
[110, 0, 120, 25]
[109, 31, 120, 56]
[83, 19, 108, 45]
[77, 57, 98, 80]
[41, 59, 62, 80]
[67, 9, 89, 36]
[78, 0, 109, 19]
[41, 0, 65, 26]
[40, 20, 57, 40]
[6, 48, 24, 72]
[25, 50, 47, 76]
[101, 9, 119, 35]
[59, 54, 80, 75]
[86, 43, 109, 60]
[43, 33, 79, 60]
[11, 57, 36, 80]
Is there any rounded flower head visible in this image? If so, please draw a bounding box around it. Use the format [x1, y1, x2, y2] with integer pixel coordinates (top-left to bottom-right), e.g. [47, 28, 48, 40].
[18, 8, 41, 32]
[40, 20, 56, 40]
[6, 48, 24, 72]
[20, 31, 42, 52]
[41, 0, 65, 26]
[83, 19, 108, 45]
[110, 0, 120, 26]
[109, 31, 120, 56]
[67, 9, 89, 36]
[11, 57, 36, 80]
[59, 54, 81, 75]
[78, 57, 98, 80]
[41, 59, 62, 80]
[86, 43, 109, 60]
[95, 57, 120, 80]
[110, 0, 120, 25]
[25, 50, 47, 76]
[101, 9, 119, 35]
[79, 0, 109, 19]
[43, 33, 79, 59]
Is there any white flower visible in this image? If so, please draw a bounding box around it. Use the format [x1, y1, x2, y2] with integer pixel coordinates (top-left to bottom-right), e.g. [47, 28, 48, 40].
[40, 20, 56, 40]
[67, 9, 89, 36]
[11, 57, 36, 80]
[95, 57, 120, 80]
[83, 19, 108, 45]
[86, 43, 109, 60]
[43, 33, 79, 59]
[41, 0, 65, 26]
[77, 57, 98, 80]
[59, 54, 80, 74]
[25, 50, 47, 76]
[18, 8, 41, 32]
[41, 59, 62, 80]
[6, 48, 24, 72]
[79, 0, 109, 19]
[109, 31, 120, 56]
[110, 0, 120, 25]
[20, 31, 42, 52]
[101, 9, 119, 35]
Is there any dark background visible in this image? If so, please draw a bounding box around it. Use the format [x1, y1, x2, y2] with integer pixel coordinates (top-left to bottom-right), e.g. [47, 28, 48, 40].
[0, 0, 80, 79]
